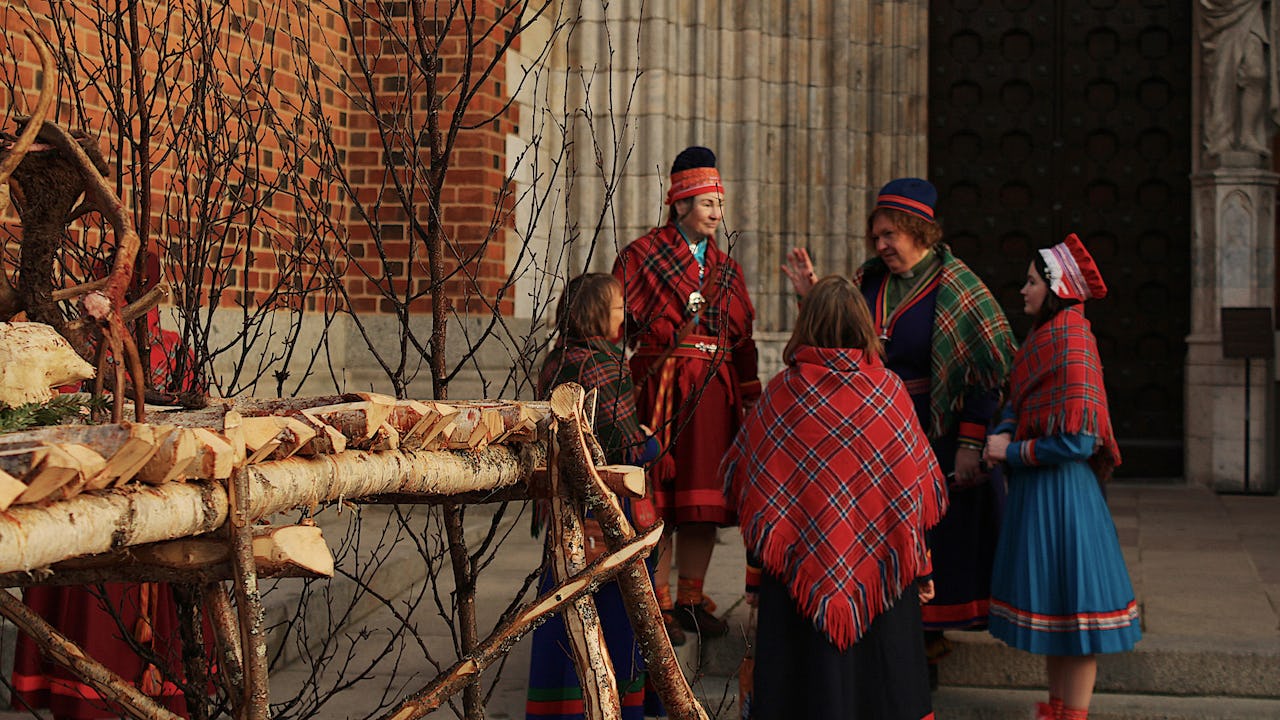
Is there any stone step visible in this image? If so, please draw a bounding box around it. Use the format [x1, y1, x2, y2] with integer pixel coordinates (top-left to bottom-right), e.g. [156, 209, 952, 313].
[933, 686, 1280, 720]
[694, 606, 1280, 700]
[939, 630, 1280, 699]
[689, 677, 1280, 720]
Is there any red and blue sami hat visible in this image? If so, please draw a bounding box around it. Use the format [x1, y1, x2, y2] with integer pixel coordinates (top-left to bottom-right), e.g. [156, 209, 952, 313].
[666, 146, 724, 204]
[1039, 233, 1108, 301]
[875, 177, 937, 223]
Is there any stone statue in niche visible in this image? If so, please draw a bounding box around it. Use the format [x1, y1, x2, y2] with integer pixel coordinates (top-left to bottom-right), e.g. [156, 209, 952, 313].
[1200, 0, 1278, 162]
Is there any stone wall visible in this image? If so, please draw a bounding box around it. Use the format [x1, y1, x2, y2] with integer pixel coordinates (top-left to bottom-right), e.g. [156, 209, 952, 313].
[503, 0, 930, 388]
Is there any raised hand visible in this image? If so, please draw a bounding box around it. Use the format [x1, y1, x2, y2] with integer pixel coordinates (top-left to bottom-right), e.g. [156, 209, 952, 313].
[781, 247, 818, 297]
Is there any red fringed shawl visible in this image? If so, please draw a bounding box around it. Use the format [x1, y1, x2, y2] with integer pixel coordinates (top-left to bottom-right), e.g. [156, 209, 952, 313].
[721, 346, 947, 650]
[1010, 306, 1121, 480]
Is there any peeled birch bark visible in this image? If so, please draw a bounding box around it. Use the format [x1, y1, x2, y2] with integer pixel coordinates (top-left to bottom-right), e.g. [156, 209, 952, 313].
[0, 442, 545, 574]
[547, 438, 621, 720]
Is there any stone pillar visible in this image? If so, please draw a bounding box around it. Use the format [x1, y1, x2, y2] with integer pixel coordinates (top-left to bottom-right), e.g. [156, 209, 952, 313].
[1187, 0, 1280, 490]
[1185, 167, 1278, 491]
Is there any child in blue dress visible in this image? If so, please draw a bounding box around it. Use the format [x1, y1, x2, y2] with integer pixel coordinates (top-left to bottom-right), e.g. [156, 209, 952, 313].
[984, 234, 1141, 720]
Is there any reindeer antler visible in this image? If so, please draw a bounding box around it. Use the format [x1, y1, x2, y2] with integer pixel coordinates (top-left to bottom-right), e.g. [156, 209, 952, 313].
[36, 120, 148, 421]
[0, 29, 56, 207]
[0, 32, 148, 422]
[0, 29, 56, 320]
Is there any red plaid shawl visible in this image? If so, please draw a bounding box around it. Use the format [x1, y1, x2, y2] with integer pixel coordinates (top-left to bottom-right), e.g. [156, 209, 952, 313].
[612, 223, 755, 352]
[1010, 306, 1121, 480]
[722, 346, 947, 650]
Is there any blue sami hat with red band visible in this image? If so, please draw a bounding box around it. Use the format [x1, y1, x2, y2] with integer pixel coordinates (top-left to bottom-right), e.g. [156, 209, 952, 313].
[667, 146, 723, 205]
[875, 177, 937, 223]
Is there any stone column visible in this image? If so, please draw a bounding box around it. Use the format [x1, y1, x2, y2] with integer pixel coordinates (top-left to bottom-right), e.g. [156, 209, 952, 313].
[1186, 166, 1278, 491]
[1186, 0, 1280, 490]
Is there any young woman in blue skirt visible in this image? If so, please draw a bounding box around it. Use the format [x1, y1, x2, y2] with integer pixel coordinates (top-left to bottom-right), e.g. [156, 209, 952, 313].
[983, 234, 1141, 720]
[526, 273, 664, 720]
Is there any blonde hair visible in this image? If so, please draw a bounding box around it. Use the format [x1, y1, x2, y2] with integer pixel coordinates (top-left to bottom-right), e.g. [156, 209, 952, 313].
[783, 275, 883, 363]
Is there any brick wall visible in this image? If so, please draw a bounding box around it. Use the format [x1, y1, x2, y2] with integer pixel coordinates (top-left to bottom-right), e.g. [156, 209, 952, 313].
[0, 0, 520, 320]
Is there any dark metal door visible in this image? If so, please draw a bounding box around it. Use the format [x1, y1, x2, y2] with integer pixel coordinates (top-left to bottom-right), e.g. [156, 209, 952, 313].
[929, 0, 1191, 478]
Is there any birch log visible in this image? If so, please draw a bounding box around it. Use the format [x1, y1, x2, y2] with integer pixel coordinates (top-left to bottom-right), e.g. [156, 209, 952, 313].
[547, 447, 621, 720]
[0, 443, 544, 573]
[0, 525, 334, 587]
[550, 383, 709, 720]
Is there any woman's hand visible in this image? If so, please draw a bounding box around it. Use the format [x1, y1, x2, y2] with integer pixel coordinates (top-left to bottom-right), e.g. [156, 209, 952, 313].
[953, 447, 983, 487]
[918, 579, 936, 604]
[781, 248, 818, 297]
[984, 432, 1012, 464]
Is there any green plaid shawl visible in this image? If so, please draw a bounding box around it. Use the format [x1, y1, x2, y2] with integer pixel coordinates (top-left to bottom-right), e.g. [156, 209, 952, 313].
[857, 244, 1017, 439]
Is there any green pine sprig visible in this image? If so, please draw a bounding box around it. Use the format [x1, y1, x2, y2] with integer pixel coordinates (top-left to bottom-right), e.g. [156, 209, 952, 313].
[0, 394, 109, 434]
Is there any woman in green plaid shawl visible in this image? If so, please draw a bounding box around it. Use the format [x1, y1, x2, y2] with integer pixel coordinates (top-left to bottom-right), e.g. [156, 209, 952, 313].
[784, 177, 1017, 680]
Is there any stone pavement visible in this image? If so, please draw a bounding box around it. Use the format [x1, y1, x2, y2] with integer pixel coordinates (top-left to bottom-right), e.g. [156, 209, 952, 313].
[1, 483, 1277, 719]
[270, 482, 1280, 719]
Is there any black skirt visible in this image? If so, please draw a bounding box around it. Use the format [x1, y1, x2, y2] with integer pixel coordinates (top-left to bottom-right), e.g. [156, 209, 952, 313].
[751, 572, 933, 720]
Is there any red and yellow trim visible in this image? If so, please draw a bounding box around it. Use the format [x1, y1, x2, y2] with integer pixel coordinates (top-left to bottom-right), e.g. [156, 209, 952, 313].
[666, 167, 724, 204]
[873, 264, 944, 342]
[990, 598, 1139, 633]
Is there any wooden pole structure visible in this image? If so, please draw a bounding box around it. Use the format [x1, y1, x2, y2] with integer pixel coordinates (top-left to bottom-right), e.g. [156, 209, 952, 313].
[0, 442, 545, 574]
[378, 524, 663, 720]
[547, 434, 622, 720]
[550, 383, 709, 720]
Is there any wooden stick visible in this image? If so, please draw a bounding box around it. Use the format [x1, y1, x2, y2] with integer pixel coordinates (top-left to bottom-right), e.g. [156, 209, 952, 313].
[378, 523, 663, 720]
[0, 591, 183, 720]
[550, 383, 709, 720]
[204, 582, 245, 713]
[227, 468, 268, 719]
[547, 434, 621, 720]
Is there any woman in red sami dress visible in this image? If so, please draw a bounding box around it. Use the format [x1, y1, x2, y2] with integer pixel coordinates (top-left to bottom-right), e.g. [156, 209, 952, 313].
[612, 146, 759, 644]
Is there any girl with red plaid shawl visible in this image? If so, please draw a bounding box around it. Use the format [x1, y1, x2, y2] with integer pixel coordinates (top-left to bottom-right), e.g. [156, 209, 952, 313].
[723, 276, 946, 720]
[525, 273, 664, 720]
[784, 178, 1017, 677]
[612, 147, 759, 645]
[984, 235, 1141, 720]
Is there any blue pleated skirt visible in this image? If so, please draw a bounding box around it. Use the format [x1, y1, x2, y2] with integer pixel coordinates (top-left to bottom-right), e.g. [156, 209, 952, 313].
[989, 460, 1141, 656]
